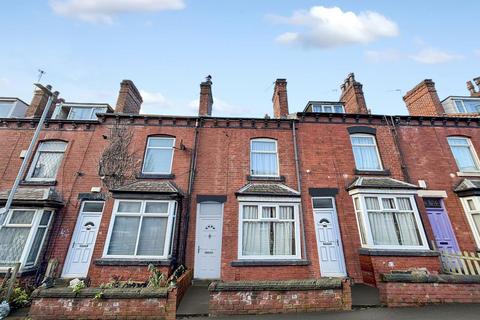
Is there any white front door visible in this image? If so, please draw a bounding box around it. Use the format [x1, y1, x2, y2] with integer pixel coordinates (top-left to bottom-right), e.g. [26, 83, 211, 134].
[62, 201, 104, 278]
[194, 202, 223, 279]
[312, 198, 347, 277]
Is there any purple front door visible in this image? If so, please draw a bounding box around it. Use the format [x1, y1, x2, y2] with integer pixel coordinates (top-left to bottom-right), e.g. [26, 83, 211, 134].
[424, 198, 460, 253]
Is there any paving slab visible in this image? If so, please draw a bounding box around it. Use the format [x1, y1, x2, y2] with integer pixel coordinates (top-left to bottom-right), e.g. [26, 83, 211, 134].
[177, 284, 210, 316]
[351, 283, 380, 307]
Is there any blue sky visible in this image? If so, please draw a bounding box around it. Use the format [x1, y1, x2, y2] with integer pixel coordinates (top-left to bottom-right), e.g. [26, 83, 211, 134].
[0, 1, 479, 117]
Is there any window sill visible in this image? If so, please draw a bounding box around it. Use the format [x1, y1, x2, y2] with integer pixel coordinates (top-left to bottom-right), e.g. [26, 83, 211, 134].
[358, 248, 439, 257]
[0, 266, 38, 277]
[95, 258, 173, 266]
[137, 173, 175, 179]
[456, 171, 480, 177]
[355, 169, 391, 176]
[230, 259, 310, 267]
[20, 180, 57, 186]
[246, 175, 285, 182]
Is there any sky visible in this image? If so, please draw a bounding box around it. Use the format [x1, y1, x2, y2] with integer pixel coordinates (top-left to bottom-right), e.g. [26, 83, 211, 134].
[0, 1, 479, 117]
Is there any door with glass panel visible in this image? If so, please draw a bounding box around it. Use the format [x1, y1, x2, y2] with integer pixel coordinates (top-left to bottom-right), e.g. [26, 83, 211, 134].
[312, 197, 347, 277]
[194, 202, 224, 279]
[424, 198, 459, 253]
[62, 201, 104, 278]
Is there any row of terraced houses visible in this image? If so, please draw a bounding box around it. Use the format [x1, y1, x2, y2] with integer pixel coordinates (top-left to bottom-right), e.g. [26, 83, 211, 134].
[2, 73, 480, 318]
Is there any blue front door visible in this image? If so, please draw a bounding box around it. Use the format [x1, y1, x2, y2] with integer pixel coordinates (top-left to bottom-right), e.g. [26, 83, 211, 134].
[424, 198, 460, 253]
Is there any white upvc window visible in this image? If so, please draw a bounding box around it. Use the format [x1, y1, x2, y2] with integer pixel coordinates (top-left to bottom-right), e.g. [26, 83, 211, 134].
[142, 137, 175, 174]
[454, 99, 480, 113]
[67, 107, 107, 120]
[350, 134, 383, 171]
[447, 137, 480, 173]
[238, 202, 301, 260]
[104, 199, 177, 259]
[352, 194, 429, 250]
[312, 104, 344, 113]
[250, 138, 279, 177]
[0, 208, 53, 270]
[0, 102, 14, 118]
[460, 196, 480, 247]
[26, 141, 67, 181]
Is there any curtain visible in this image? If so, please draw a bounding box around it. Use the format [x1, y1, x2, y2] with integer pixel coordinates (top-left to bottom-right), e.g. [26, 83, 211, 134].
[32, 152, 63, 178]
[273, 222, 294, 255]
[352, 145, 380, 170]
[396, 212, 420, 245]
[137, 217, 168, 256]
[117, 201, 142, 213]
[472, 213, 480, 237]
[9, 210, 35, 224]
[451, 145, 477, 171]
[242, 221, 270, 256]
[107, 216, 140, 255]
[0, 227, 30, 267]
[368, 212, 399, 245]
[143, 148, 173, 173]
[251, 140, 278, 176]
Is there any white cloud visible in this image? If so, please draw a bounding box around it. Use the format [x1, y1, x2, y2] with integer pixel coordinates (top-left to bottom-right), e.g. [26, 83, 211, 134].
[50, 0, 185, 24]
[188, 97, 251, 117]
[271, 6, 399, 48]
[139, 89, 181, 115]
[365, 49, 401, 63]
[409, 48, 462, 64]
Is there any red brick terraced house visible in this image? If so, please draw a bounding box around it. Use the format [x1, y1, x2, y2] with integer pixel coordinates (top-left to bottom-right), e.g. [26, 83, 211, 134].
[1, 74, 480, 317]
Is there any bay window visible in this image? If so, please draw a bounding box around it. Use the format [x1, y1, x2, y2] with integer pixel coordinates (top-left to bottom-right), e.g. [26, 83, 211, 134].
[0, 208, 53, 269]
[352, 194, 428, 250]
[460, 196, 480, 247]
[142, 137, 175, 174]
[447, 136, 480, 172]
[250, 138, 279, 177]
[350, 134, 382, 171]
[26, 141, 67, 181]
[239, 202, 300, 259]
[104, 200, 176, 259]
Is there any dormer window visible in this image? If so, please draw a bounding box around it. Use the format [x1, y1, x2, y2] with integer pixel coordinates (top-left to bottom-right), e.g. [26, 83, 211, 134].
[312, 104, 344, 113]
[454, 99, 480, 113]
[52, 103, 109, 120]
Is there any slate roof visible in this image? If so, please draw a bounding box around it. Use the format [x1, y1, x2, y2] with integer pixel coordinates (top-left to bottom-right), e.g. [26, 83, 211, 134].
[0, 187, 63, 206]
[347, 177, 419, 190]
[454, 179, 480, 192]
[111, 181, 181, 194]
[236, 183, 300, 197]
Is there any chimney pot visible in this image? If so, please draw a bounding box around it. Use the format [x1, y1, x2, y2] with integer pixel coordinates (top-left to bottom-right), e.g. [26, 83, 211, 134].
[467, 81, 477, 96]
[199, 76, 213, 116]
[339, 73, 368, 114]
[474, 77, 480, 88]
[115, 80, 143, 114]
[25, 84, 58, 118]
[272, 78, 289, 118]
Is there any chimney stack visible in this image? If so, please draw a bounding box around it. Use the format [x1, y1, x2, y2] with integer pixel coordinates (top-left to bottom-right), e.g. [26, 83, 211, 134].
[115, 80, 143, 114]
[403, 79, 445, 116]
[199, 75, 213, 116]
[471, 77, 480, 97]
[25, 84, 58, 118]
[272, 79, 289, 118]
[339, 73, 368, 114]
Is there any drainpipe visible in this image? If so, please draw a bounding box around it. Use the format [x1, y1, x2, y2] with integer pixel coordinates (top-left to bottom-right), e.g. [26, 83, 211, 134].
[0, 84, 57, 224]
[179, 118, 200, 266]
[292, 120, 308, 261]
[385, 115, 411, 183]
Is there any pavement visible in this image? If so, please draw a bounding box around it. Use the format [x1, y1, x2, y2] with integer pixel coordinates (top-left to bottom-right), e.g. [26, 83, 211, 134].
[183, 304, 480, 320]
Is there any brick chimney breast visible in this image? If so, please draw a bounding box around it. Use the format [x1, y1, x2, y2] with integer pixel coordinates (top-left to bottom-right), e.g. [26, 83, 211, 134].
[115, 80, 143, 114]
[199, 76, 213, 116]
[403, 79, 445, 116]
[339, 73, 368, 114]
[272, 79, 289, 118]
[25, 84, 57, 118]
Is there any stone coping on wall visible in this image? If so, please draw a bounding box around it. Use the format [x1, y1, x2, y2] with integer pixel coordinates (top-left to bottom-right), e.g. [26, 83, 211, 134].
[381, 273, 480, 284]
[94, 258, 173, 266]
[230, 259, 310, 267]
[31, 286, 168, 299]
[209, 278, 345, 292]
[359, 248, 440, 257]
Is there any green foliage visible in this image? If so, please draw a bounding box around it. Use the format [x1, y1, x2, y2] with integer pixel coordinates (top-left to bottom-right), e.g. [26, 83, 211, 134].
[71, 281, 86, 295]
[93, 291, 104, 300]
[9, 287, 31, 309]
[147, 264, 167, 288]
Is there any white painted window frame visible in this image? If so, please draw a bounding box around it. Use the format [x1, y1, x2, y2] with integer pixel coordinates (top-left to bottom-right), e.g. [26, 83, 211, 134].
[447, 136, 480, 173]
[351, 193, 429, 250]
[460, 196, 480, 248]
[0, 208, 54, 271]
[249, 138, 280, 177]
[237, 201, 301, 260]
[141, 137, 175, 175]
[67, 106, 107, 120]
[453, 99, 480, 113]
[312, 104, 345, 113]
[350, 133, 383, 171]
[26, 141, 67, 182]
[103, 199, 176, 259]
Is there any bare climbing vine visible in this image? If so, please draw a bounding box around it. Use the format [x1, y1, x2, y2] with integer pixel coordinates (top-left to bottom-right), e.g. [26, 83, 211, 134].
[99, 124, 139, 190]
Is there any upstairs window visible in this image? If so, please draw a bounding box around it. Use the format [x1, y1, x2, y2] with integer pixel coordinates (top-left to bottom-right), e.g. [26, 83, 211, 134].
[250, 139, 279, 177]
[460, 197, 480, 247]
[448, 137, 480, 172]
[26, 141, 67, 181]
[53, 104, 108, 120]
[350, 134, 382, 171]
[142, 137, 175, 174]
[312, 104, 344, 113]
[0, 102, 14, 118]
[454, 99, 480, 113]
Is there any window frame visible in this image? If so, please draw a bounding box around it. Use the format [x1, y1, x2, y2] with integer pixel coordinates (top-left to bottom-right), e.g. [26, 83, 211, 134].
[67, 106, 107, 120]
[141, 136, 176, 175]
[237, 201, 301, 260]
[453, 99, 480, 114]
[460, 196, 480, 248]
[350, 133, 383, 171]
[249, 138, 280, 177]
[312, 104, 345, 113]
[447, 136, 480, 173]
[103, 199, 177, 260]
[0, 208, 54, 271]
[0, 101, 14, 118]
[352, 194, 429, 250]
[25, 140, 67, 182]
